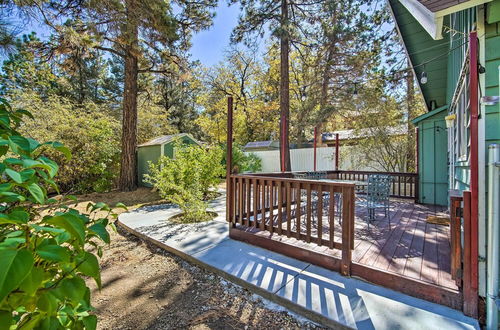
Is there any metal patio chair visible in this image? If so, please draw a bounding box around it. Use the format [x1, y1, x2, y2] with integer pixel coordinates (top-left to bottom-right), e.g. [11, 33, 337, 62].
[366, 174, 392, 227]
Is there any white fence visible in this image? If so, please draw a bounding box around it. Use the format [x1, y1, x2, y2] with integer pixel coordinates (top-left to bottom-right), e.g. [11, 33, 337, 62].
[246, 146, 384, 172]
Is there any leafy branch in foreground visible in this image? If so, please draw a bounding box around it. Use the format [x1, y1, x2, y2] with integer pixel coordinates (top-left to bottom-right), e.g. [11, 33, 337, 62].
[0, 98, 125, 329]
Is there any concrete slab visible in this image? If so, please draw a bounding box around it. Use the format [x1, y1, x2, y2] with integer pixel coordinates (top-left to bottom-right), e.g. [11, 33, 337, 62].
[193, 239, 309, 294]
[276, 264, 479, 330]
[117, 192, 480, 330]
[118, 197, 229, 256]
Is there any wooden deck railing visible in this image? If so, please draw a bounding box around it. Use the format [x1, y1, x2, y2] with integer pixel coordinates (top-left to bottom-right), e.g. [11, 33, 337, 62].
[227, 173, 355, 276]
[331, 170, 418, 200]
[251, 170, 419, 201]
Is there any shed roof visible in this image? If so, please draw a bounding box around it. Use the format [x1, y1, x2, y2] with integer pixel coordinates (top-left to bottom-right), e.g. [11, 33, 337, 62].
[244, 141, 280, 149]
[138, 133, 200, 147]
[411, 104, 448, 124]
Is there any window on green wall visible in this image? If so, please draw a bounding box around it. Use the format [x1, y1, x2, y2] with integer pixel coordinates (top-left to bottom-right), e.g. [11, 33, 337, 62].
[452, 63, 470, 162]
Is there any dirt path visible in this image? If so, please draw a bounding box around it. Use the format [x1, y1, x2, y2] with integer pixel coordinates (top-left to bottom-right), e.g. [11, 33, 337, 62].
[90, 229, 324, 330]
[79, 189, 325, 329]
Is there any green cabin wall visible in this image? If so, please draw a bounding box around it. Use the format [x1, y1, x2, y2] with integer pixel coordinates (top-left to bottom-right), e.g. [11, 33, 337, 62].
[445, 5, 500, 189]
[137, 135, 200, 187]
[485, 14, 500, 154]
[446, 8, 477, 190]
[416, 109, 448, 205]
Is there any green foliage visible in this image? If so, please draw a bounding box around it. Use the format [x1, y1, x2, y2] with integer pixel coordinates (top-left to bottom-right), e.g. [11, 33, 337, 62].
[11, 92, 121, 193]
[0, 98, 120, 329]
[145, 144, 224, 222]
[227, 145, 262, 173]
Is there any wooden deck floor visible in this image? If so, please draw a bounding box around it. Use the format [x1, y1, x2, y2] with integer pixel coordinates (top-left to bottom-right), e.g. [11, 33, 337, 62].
[247, 197, 457, 291]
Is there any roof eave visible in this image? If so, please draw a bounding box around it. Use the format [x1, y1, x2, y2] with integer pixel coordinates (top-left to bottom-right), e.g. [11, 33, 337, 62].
[387, 0, 429, 111]
[399, 0, 444, 39]
[398, 0, 492, 40]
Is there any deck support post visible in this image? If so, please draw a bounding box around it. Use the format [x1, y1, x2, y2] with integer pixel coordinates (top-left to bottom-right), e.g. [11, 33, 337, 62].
[414, 127, 419, 203]
[340, 187, 354, 276]
[226, 96, 234, 226]
[465, 31, 479, 319]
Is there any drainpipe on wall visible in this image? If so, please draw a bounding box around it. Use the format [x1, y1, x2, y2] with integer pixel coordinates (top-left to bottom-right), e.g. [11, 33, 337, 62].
[487, 144, 500, 330]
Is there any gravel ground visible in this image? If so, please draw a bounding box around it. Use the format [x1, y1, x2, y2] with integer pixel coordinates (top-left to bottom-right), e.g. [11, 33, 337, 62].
[89, 225, 326, 330]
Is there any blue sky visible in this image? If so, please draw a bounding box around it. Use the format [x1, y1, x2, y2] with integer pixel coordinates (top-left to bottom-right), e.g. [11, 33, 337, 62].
[190, 2, 240, 66]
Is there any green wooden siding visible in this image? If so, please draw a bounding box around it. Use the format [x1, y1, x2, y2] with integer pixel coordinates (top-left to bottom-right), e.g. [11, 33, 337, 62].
[416, 109, 448, 205]
[485, 18, 500, 157]
[137, 145, 161, 187]
[446, 9, 476, 105]
[487, 0, 500, 24]
[137, 135, 201, 187]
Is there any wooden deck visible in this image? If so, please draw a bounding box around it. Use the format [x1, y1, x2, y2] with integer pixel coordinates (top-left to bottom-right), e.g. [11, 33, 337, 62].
[235, 197, 457, 291]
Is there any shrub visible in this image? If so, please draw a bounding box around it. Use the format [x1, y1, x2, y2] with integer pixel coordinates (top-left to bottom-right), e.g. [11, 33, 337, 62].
[0, 98, 119, 329]
[13, 92, 121, 193]
[225, 145, 262, 174]
[145, 144, 224, 222]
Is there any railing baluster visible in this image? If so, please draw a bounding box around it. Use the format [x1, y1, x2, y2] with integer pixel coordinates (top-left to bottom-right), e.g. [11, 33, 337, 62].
[306, 183, 312, 243]
[269, 181, 274, 233]
[261, 180, 266, 230]
[246, 178, 251, 227]
[286, 181, 292, 237]
[329, 186, 335, 249]
[238, 178, 243, 225]
[253, 178, 258, 228]
[278, 180, 283, 235]
[317, 184, 323, 246]
[295, 183, 301, 239]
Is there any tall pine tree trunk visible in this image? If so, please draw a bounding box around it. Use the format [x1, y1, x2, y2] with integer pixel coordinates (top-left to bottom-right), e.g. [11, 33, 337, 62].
[280, 0, 291, 171]
[119, 0, 139, 191]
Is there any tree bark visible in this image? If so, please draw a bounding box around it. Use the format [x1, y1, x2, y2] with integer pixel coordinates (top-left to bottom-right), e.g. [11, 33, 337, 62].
[119, 0, 139, 191]
[280, 0, 291, 171]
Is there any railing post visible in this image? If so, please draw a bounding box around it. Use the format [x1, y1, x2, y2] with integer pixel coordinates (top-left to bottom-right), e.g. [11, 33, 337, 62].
[226, 96, 234, 225]
[450, 191, 463, 287]
[463, 190, 478, 318]
[341, 186, 354, 276]
[415, 126, 420, 203]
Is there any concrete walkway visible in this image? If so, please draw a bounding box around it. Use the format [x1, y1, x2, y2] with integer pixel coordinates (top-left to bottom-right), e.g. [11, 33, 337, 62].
[118, 194, 479, 330]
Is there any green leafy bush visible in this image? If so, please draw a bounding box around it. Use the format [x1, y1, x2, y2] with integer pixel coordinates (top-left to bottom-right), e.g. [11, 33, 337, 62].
[12, 92, 121, 193]
[0, 98, 120, 329]
[145, 144, 224, 222]
[225, 145, 262, 174]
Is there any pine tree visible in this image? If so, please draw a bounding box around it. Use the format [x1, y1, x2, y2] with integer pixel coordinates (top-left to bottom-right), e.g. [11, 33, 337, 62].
[21, 0, 217, 190]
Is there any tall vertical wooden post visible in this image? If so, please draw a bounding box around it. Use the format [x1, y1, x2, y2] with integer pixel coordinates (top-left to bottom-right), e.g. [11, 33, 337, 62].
[335, 133, 340, 171]
[465, 31, 479, 319]
[226, 96, 234, 225]
[313, 126, 317, 171]
[415, 127, 420, 203]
